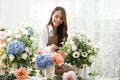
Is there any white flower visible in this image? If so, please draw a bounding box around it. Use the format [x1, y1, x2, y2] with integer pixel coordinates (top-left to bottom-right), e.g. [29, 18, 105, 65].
[21, 53, 28, 60]
[88, 50, 91, 53]
[80, 32, 86, 36]
[7, 38, 12, 42]
[69, 40, 74, 46]
[0, 43, 6, 48]
[72, 52, 80, 58]
[36, 70, 42, 77]
[20, 28, 27, 35]
[68, 33, 76, 39]
[65, 42, 69, 46]
[6, 31, 12, 36]
[32, 57, 36, 62]
[89, 55, 96, 62]
[81, 52, 88, 57]
[25, 47, 29, 52]
[94, 47, 99, 52]
[30, 37, 34, 41]
[9, 55, 15, 61]
[29, 52, 32, 55]
[72, 45, 77, 51]
[15, 34, 21, 38]
[15, 30, 19, 34]
[1, 54, 7, 59]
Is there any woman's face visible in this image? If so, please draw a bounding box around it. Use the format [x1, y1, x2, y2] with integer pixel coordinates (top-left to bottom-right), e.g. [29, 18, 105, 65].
[52, 10, 63, 27]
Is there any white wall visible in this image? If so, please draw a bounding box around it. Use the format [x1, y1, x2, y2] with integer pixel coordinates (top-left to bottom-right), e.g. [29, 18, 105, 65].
[0, 0, 29, 31]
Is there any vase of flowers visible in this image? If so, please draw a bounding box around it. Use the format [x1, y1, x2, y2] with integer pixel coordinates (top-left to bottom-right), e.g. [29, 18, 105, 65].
[1, 25, 36, 69]
[60, 33, 99, 79]
[35, 52, 64, 79]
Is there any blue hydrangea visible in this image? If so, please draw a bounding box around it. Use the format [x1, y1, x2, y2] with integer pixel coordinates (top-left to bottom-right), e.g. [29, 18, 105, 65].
[35, 54, 52, 69]
[6, 40, 25, 55]
[26, 28, 33, 36]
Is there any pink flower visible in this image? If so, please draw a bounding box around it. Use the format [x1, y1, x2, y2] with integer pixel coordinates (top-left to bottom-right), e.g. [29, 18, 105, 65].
[51, 52, 64, 66]
[63, 71, 77, 80]
[0, 31, 7, 40]
[15, 67, 27, 80]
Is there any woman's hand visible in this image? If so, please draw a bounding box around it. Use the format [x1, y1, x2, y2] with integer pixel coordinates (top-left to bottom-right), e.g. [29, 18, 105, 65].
[50, 44, 58, 51]
[57, 50, 66, 58]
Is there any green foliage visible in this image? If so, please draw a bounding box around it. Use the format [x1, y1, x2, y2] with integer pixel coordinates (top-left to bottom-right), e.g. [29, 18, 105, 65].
[0, 73, 16, 80]
[88, 70, 99, 76]
[77, 76, 84, 80]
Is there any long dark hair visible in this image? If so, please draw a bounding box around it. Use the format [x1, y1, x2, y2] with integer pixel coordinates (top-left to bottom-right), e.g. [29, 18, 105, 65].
[47, 6, 68, 47]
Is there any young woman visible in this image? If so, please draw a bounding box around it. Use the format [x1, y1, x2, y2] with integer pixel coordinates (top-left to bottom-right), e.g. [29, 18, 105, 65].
[38, 6, 74, 75]
[38, 6, 68, 54]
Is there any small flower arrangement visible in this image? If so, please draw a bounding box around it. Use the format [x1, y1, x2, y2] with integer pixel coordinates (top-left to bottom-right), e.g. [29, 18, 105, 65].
[60, 33, 99, 68]
[35, 52, 64, 69]
[1, 25, 36, 68]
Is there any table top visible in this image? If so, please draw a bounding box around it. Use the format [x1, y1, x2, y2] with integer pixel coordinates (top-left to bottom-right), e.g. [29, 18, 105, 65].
[26, 77, 120, 80]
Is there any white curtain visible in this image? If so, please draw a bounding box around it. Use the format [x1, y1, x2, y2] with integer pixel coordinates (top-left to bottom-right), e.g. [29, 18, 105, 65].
[0, 0, 120, 78]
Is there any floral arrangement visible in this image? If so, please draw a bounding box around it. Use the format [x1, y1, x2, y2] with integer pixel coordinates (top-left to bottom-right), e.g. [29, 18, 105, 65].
[1, 25, 36, 68]
[60, 33, 99, 68]
[35, 52, 64, 69]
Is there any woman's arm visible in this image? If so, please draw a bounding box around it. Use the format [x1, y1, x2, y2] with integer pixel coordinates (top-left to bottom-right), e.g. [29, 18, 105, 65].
[39, 27, 51, 54]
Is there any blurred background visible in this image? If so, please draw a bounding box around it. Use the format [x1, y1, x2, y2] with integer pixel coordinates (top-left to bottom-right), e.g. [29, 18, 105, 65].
[0, 0, 120, 78]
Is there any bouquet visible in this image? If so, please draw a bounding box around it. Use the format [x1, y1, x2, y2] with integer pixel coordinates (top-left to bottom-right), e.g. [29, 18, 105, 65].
[1, 25, 36, 68]
[60, 33, 99, 68]
[35, 52, 64, 69]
